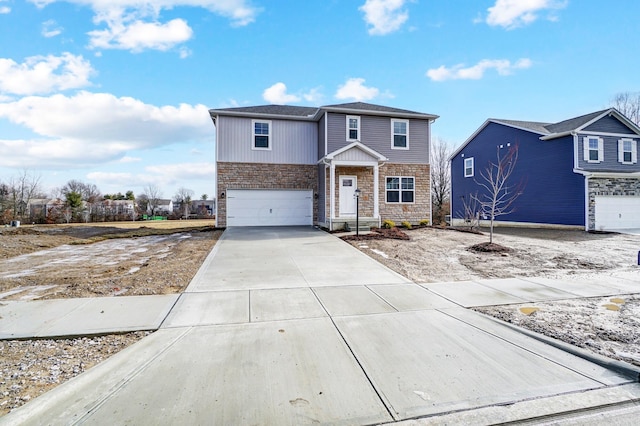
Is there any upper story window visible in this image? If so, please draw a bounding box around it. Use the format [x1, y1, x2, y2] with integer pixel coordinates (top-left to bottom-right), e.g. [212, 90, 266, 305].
[386, 176, 414, 203]
[346, 115, 360, 141]
[464, 157, 474, 177]
[618, 138, 637, 164]
[583, 136, 603, 163]
[252, 120, 271, 150]
[392, 119, 409, 149]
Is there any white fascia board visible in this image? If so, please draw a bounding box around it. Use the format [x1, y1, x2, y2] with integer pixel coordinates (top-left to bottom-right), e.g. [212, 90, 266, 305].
[573, 169, 640, 178]
[209, 110, 318, 121]
[576, 130, 640, 138]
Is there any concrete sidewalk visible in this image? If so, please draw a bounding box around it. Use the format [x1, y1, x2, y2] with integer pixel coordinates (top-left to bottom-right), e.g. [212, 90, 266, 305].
[2, 226, 639, 425]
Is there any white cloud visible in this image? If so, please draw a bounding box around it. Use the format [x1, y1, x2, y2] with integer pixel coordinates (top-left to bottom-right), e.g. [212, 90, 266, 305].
[303, 87, 323, 103]
[119, 156, 142, 163]
[335, 78, 380, 101]
[0, 6, 10, 14]
[426, 58, 532, 81]
[0, 53, 94, 96]
[42, 19, 63, 37]
[29, 0, 261, 52]
[263, 82, 300, 104]
[0, 91, 212, 168]
[88, 18, 193, 51]
[360, 0, 409, 35]
[485, 0, 567, 29]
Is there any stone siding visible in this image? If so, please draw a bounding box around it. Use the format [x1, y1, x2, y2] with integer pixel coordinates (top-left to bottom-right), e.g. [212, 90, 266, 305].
[328, 166, 375, 218]
[217, 162, 317, 227]
[587, 177, 640, 230]
[379, 163, 431, 224]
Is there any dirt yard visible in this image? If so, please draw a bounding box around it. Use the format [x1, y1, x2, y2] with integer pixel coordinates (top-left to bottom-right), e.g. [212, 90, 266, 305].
[0, 221, 220, 414]
[345, 226, 640, 369]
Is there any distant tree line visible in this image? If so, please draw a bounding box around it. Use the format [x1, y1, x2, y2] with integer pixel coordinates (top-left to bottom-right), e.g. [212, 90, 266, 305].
[0, 172, 213, 225]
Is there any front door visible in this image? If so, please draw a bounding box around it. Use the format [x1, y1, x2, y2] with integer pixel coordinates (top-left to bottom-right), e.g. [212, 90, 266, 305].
[339, 175, 357, 216]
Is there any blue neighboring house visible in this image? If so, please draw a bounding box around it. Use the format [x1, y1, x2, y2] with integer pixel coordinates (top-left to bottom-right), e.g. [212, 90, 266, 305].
[450, 108, 640, 231]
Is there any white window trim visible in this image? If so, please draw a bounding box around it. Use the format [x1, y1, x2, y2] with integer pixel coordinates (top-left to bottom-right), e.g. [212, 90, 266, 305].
[252, 119, 272, 151]
[346, 115, 360, 142]
[464, 157, 474, 177]
[385, 176, 415, 204]
[618, 138, 637, 164]
[583, 136, 603, 163]
[391, 119, 409, 150]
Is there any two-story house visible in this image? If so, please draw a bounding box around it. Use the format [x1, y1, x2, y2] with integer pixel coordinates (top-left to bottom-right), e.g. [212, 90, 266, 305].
[450, 108, 640, 231]
[209, 102, 438, 229]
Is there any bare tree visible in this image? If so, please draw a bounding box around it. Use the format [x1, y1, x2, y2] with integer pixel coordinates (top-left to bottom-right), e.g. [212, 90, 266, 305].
[8, 170, 42, 220]
[611, 92, 640, 125]
[143, 184, 163, 216]
[457, 193, 480, 231]
[471, 145, 524, 243]
[430, 137, 452, 225]
[174, 187, 194, 218]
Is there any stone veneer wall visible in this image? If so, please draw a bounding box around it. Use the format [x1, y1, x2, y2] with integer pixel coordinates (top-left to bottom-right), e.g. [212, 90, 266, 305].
[217, 162, 317, 227]
[379, 163, 431, 224]
[587, 177, 640, 230]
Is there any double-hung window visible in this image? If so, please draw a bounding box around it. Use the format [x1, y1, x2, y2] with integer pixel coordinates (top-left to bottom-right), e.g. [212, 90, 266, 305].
[252, 120, 271, 150]
[346, 116, 360, 141]
[386, 177, 414, 203]
[583, 136, 603, 163]
[618, 138, 637, 164]
[392, 119, 409, 149]
[464, 157, 474, 177]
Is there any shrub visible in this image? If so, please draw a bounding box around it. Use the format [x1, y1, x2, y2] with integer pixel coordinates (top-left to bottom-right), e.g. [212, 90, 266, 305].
[401, 221, 412, 229]
[382, 219, 396, 229]
[419, 219, 430, 226]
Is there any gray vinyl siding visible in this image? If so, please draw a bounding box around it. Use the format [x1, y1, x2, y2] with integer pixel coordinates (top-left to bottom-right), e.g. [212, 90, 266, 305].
[317, 164, 325, 222]
[318, 113, 326, 159]
[326, 113, 430, 164]
[217, 116, 317, 164]
[577, 133, 640, 172]
[583, 115, 633, 134]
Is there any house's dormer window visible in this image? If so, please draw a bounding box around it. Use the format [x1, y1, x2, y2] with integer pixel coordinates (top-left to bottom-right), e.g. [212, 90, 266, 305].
[347, 115, 360, 141]
[391, 119, 409, 149]
[464, 157, 474, 177]
[252, 120, 271, 150]
[618, 138, 637, 164]
[584, 136, 603, 163]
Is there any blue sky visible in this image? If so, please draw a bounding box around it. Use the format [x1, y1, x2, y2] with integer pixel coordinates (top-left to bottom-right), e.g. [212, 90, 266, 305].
[0, 0, 638, 200]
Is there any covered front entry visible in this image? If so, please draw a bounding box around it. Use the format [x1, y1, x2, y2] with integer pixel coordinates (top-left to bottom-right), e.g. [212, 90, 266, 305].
[320, 142, 388, 230]
[594, 196, 640, 230]
[226, 189, 313, 226]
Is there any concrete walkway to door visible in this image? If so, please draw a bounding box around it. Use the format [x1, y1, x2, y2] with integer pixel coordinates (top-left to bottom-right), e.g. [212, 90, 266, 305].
[3, 226, 640, 425]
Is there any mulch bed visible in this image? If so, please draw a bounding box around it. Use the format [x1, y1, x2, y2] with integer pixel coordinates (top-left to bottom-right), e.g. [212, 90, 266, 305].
[468, 242, 512, 253]
[340, 227, 410, 241]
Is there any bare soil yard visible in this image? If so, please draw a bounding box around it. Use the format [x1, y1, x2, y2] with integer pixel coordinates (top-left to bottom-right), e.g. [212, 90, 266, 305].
[0, 221, 220, 414]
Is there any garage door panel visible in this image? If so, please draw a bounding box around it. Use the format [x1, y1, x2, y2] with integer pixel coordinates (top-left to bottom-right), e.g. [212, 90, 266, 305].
[227, 190, 312, 227]
[594, 196, 640, 230]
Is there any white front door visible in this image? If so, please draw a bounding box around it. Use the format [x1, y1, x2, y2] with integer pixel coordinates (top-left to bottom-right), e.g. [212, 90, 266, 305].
[339, 175, 357, 216]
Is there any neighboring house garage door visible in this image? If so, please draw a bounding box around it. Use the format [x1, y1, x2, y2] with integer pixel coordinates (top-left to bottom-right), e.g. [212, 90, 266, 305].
[227, 189, 313, 226]
[594, 196, 640, 230]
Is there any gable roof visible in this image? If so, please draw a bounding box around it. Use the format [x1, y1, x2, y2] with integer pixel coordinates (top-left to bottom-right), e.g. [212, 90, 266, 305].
[210, 102, 438, 121]
[451, 108, 640, 159]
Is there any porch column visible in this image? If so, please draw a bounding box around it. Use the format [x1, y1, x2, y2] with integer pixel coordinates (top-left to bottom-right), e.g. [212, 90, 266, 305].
[373, 164, 379, 218]
[329, 163, 336, 224]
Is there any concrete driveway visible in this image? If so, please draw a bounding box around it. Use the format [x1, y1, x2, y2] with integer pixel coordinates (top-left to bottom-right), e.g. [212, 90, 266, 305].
[3, 226, 639, 425]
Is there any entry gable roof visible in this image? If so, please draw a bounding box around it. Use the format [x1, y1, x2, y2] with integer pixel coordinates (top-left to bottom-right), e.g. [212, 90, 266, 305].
[323, 141, 388, 162]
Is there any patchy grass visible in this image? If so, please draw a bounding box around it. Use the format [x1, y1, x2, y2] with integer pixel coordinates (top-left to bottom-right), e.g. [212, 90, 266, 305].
[69, 225, 219, 245]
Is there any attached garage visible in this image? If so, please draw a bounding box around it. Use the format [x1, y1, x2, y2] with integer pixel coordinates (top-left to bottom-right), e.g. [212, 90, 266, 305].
[594, 196, 640, 230]
[226, 189, 313, 226]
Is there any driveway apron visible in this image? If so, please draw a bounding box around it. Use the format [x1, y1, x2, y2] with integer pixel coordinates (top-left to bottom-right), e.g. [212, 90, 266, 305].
[3, 226, 638, 425]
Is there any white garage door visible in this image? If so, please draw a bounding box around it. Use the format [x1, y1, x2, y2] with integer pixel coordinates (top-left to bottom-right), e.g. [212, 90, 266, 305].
[594, 196, 640, 230]
[227, 189, 313, 226]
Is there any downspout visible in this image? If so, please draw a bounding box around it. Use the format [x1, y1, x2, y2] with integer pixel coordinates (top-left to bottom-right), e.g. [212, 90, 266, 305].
[584, 174, 590, 231]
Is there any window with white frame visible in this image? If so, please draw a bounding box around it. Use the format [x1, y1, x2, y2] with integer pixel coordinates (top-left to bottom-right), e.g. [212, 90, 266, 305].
[386, 176, 414, 203]
[583, 136, 603, 163]
[346, 116, 360, 141]
[252, 120, 271, 150]
[391, 119, 409, 149]
[618, 138, 637, 164]
[464, 157, 474, 177]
